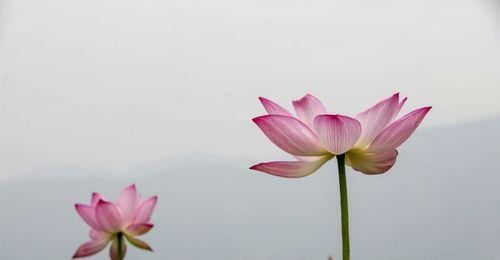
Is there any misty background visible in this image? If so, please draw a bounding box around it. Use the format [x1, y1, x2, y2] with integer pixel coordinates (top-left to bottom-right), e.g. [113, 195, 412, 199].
[1, 0, 500, 259]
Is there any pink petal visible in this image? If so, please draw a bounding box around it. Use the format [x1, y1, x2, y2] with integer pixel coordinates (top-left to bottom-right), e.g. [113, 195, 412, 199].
[292, 94, 328, 128]
[250, 155, 333, 178]
[125, 235, 153, 251]
[133, 196, 158, 224]
[253, 115, 328, 156]
[354, 93, 402, 148]
[126, 223, 154, 236]
[72, 240, 109, 258]
[293, 155, 323, 162]
[75, 204, 102, 230]
[89, 229, 109, 241]
[346, 149, 398, 175]
[313, 115, 362, 155]
[117, 184, 141, 223]
[110, 237, 127, 260]
[95, 200, 123, 232]
[91, 193, 105, 208]
[259, 97, 293, 116]
[368, 107, 432, 153]
[393, 97, 407, 121]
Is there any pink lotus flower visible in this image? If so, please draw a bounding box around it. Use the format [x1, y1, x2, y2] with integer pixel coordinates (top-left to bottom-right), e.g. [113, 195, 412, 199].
[73, 184, 157, 260]
[251, 93, 431, 176]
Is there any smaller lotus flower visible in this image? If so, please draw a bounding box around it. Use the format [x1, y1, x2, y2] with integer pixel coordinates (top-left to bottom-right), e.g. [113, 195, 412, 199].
[73, 184, 157, 260]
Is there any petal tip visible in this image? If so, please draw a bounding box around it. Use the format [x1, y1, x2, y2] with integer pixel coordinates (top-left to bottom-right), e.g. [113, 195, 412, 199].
[249, 163, 277, 175]
[390, 93, 401, 102]
[75, 203, 90, 212]
[293, 93, 316, 103]
[249, 164, 261, 171]
[315, 114, 359, 122]
[72, 250, 86, 259]
[251, 115, 265, 123]
[124, 184, 137, 192]
[96, 199, 109, 208]
[144, 195, 158, 207]
[416, 106, 432, 116]
[91, 192, 103, 205]
[400, 97, 408, 106]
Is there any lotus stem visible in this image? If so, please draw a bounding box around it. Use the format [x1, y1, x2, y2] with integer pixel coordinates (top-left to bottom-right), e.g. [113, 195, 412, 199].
[117, 232, 123, 260]
[336, 154, 350, 260]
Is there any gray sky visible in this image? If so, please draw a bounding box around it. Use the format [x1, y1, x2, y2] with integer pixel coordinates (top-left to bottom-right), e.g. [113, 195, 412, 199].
[0, 0, 500, 180]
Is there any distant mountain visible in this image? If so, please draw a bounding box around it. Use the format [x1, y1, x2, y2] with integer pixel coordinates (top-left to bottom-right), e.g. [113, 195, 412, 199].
[1, 117, 499, 260]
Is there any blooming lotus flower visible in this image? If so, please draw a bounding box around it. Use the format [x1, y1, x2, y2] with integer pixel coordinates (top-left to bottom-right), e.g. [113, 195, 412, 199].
[250, 93, 431, 176]
[73, 184, 157, 260]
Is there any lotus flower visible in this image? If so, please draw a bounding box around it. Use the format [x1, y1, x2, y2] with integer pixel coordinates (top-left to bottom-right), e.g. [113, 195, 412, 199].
[250, 93, 431, 176]
[73, 184, 157, 260]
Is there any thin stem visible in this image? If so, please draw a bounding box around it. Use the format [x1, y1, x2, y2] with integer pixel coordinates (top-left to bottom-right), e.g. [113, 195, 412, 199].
[336, 154, 350, 260]
[117, 232, 124, 260]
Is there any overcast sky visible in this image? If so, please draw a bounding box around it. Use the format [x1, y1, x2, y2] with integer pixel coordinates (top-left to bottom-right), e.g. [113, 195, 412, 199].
[0, 0, 499, 180]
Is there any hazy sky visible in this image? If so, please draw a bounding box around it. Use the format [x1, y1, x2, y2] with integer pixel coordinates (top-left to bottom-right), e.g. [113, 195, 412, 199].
[0, 0, 500, 180]
[1, 1, 500, 259]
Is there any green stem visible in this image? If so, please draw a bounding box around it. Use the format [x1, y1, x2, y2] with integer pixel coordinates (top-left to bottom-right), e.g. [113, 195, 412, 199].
[117, 232, 124, 260]
[336, 154, 350, 260]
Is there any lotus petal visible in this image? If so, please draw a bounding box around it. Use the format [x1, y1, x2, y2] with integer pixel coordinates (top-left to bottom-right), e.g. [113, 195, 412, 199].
[355, 93, 402, 148]
[368, 107, 431, 152]
[250, 155, 333, 178]
[292, 94, 328, 128]
[259, 97, 293, 116]
[314, 115, 361, 154]
[95, 200, 123, 232]
[346, 149, 398, 174]
[72, 240, 109, 258]
[133, 196, 158, 224]
[253, 115, 328, 156]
